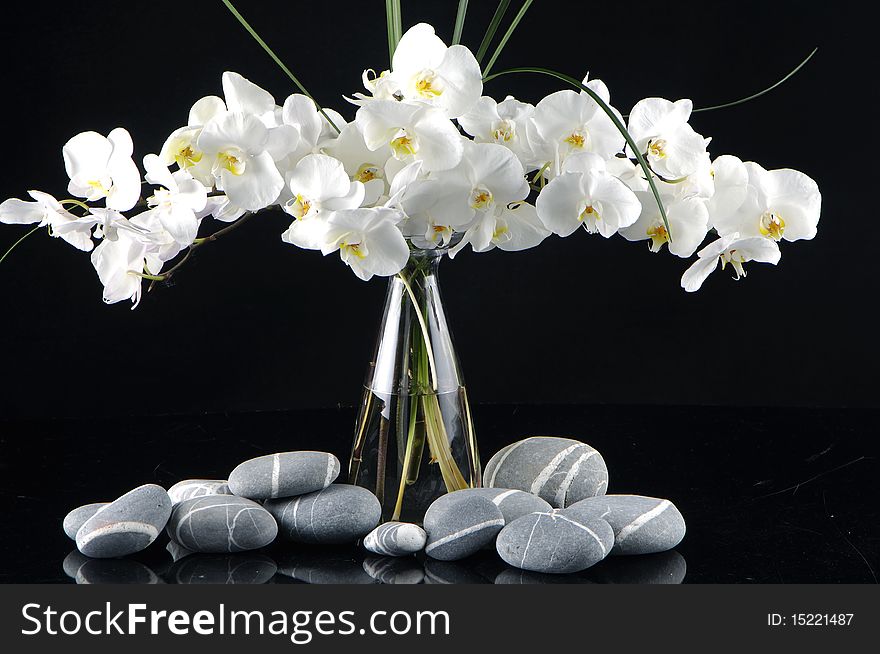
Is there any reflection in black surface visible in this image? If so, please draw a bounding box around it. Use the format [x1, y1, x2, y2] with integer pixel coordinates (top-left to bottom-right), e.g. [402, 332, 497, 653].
[61, 545, 688, 584]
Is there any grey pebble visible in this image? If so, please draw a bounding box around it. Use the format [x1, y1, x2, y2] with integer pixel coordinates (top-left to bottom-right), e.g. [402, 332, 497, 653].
[363, 556, 425, 584]
[484, 437, 608, 508]
[168, 479, 231, 505]
[228, 451, 340, 500]
[63, 503, 109, 540]
[457, 488, 553, 523]
[363, 522, 426, 556]
[564, 494, 686, 555]
[265, 484, 380, 545]
[423, 492, 505, 561]
[495, 511, 613, 574]
[166, 495, 278, 553]
[169, 554, 278, 584]
[75, 484, 172, 559]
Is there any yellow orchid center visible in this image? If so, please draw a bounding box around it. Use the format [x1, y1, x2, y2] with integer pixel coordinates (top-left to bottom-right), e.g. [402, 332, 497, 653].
[759, 211, 785, 241]
[648, 139, 668, 159]
[218, 150, 245, 176]
[492, 120, 515, 143]
[355, 164, 381, 183]
[579, 204, 600, 221]
[414, 71, 443, 98]
[289, 194, 312, 220]
[470, 187, 494, 210]
[647, 223, 669, 253]
[493, 223, 509, 240]
[341, 241, 366, 259]
[564, 131, 587, 149]
[175, 144, 202, 169]
[390, 131, 418, 158]
[87, 179, 110, 195]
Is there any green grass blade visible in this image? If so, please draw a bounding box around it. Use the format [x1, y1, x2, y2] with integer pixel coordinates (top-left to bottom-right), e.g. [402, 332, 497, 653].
[452, 0, 469, 45]
[392, 0, 403, 49]
[385, 0, 398, 62]
[482, 0, 536, 77]
[219, 0, 339, 133]
[476, 0, 511, 64]
[692, 47, 818, 114]
[0, 225, 41, 267]
[484, 66, 672, 239]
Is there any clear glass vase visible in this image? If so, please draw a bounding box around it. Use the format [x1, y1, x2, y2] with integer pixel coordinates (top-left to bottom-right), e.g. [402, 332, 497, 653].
[348, 247, 481, 524]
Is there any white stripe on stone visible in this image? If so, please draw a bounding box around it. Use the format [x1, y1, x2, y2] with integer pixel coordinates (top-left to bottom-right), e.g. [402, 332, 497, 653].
[491, 489, 519, 506]
[553, 450, 596, 507]
[519, 515, 542, 567]
[487, 440, 528, 487]
[533, 511, 608, 557]
[323, 456, 336, 488]
[616, 500, 671, 545]
[530, 444, 583, 496]
[425, 518, 505, 554]
[271, 454, 281, 497]
[77, 521, 159, 549]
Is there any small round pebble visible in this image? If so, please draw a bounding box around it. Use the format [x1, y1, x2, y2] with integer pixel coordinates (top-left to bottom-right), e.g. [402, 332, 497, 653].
[423, 492, 505, 561]
[363, 556, 425, 584]
[495, 511, 613, 574]
[168, 479, 230, 505]
[484, 437, 608, 508]
[167, 495, 278, 553]
[63, 503, 108, 540]
[228, 451, 340, 500]
[75, 484, 172, 559]
[564, 494, 686, 555]
[169, 554, 278, 584]
[265, 484, 380, 545]
[363, 522, 427, 557]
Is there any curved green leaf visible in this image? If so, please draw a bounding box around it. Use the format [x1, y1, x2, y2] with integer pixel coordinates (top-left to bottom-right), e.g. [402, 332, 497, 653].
[476, 0, 511, 64]
[482, 1, 536, 77]
[453, 0, 469, 45]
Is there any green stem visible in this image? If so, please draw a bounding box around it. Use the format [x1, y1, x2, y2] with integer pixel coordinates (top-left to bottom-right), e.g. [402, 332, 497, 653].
[482, 0, 536, 78]
[452, 0, 469, 45]
[397, 270, 439, 392]
[0, 225, 42, 267]
[476, 0, 511, 64]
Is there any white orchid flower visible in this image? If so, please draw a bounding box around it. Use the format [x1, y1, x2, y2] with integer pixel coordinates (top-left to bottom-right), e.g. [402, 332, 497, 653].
[323, 122, 391, 206]
[706, 155, 749, 229]
[459, 96, 544, 170]
[533, 78, 625, 174]
[281, 154, 365, 250]
[63, 128, 141, 211]
[681, 232, 781, 292]
[535, 152, 641, 238]
[143, 154, 208, 247]
[451, 201, 549, 257]
[160, 95, 227, 186]
[0, 191, 94, 251]
[196, 111, 284, 211]
[626, 98, 709, 181]
[320, 207, 410, 281]
[356, 100, 463, 172]
[360, 23, 482, 118]
[619, 191, 709, 258]
[711, 161, 821, 242]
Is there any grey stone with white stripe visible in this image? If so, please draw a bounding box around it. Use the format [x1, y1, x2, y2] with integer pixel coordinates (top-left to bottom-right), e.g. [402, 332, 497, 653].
[228, 451, 340, 501]
[363, 556, 425, 584]
[495, 511, 614, 574]
[75, 484, 172, 559]
[63, 502, 109, 540]
[168, 479, 231, 505]
[455, 488, 553, 524]
[265, 484, 381, 544]
[564, 494, 685, 555]
[166, 495, 278, 553]
[483, 437, 608, 508]
[423, 491, 505, 561]
[363, 522, 427, 556]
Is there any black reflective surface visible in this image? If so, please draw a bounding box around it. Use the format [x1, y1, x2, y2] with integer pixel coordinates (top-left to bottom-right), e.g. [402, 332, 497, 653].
[1, 405, 877, 583]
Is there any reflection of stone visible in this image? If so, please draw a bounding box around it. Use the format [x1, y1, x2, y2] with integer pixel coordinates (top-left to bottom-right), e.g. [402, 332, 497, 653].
[168, 553, 277, 584]
[494, 568, 595, 584]
[166, 541, 196, 562]
[274, 547, 377, 584]
[423, 558, 492, 584]
[61, 551, 163, 584]
[589, 550, 687, 584]
[363, 556, 425, 584]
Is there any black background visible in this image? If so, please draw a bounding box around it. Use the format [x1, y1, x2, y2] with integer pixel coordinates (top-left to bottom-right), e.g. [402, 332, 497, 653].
[0, 0, 872, 418]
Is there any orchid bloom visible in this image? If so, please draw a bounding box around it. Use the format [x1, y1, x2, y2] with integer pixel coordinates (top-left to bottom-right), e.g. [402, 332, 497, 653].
[143, 154, 208, 247]
[619, 191, 709, 258]
[320, 207, 410, 281]
[681, 233, 781, 292]
[535, 152, 642, 238]
[356, 100, 464, 172]
[452, 201, 550, 256]
[361, 23, 482, 118]
[89, 226, 167, 308]
[196, 111, 284, 211]
[0, 191, 94, 251]
[323, 122, 391, 206]
[459, 96, 544, 170]
[627, 98, 709, 181]
[63, 128, 141, 211]
[711, 161, 821, 243]
[281, 154, 365, 250]
[532, 78, 625, 174]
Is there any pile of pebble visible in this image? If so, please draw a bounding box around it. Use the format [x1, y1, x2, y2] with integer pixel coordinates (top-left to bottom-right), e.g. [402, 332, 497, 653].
[63, 436, 685, 576]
